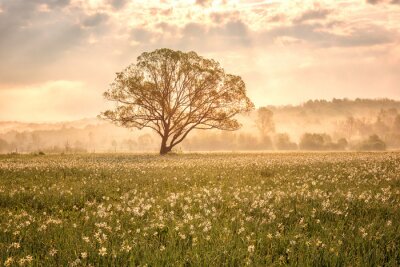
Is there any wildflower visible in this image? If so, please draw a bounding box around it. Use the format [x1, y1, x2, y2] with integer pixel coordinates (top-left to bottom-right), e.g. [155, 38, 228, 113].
[25, 255, 33, 263]
[4, 257, 13, 267]
[70, 258, 81, 267]
[121, 242, 132, 253]
[9, 242, 20, 249]
[179, 233, 186, 240]
[99, 247, 107, 256]
[49, 248, 58, 256]
[248, 245, 255, 253]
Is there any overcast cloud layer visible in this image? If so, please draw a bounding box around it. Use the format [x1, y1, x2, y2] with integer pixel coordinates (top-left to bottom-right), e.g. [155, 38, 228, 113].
[0, 0, 399, 121]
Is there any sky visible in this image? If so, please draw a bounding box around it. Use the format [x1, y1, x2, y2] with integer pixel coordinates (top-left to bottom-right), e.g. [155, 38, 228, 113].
[0, 0, 399, 122]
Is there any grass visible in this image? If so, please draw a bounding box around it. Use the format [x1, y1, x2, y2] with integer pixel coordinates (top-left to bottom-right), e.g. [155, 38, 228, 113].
[0, 152, 399, 266]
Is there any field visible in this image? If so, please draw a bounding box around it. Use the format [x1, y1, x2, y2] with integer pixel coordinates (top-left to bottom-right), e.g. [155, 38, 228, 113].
[0, 153, 399, 266]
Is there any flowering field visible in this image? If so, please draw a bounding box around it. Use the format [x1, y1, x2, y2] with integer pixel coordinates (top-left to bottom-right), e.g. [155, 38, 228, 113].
[0, 153, 399, 266]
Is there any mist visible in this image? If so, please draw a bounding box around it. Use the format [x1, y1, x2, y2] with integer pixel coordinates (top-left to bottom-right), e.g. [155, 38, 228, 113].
[1, 98, 399, 154]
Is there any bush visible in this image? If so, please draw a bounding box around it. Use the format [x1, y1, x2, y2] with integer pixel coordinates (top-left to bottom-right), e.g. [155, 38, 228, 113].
[357, 135, 386, 151]
[299, 133, 347, 151]
[299, 133, 330, 150]
[274, 133, 297, 150]
[325, 138, 348, 150]
[0, 138, 10, 153]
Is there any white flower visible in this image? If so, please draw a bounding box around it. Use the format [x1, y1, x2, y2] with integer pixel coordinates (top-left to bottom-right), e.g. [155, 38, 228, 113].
[248, 245, 255, 253]
[4, 257, 13, 267]
[99, 247, 107, 256]
[9, 242, 20, 249]
[179, 233, 186, 240]
[49, 248, 58, 256]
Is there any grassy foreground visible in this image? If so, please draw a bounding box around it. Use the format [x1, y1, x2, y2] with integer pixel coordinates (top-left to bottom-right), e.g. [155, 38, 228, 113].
[0, 152, 399, 266]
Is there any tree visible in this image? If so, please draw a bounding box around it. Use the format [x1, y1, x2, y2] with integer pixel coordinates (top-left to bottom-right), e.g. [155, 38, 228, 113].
[111, 139, 117, 152]
[0, 138, 10, 153]
[393, 114, 400, 132]
[256, 107, 275, 137]
[274, 133, 297, 150]
[138, 134, 153, 151]
[299, 133, 332, 150]
[100, 48, 254, 155]
[336, 138, 348, 150]
[358, 134, 386, 151]
[343, 116, 356, 140]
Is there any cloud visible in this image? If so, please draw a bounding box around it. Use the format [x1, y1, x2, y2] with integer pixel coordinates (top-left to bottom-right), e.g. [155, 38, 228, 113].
[131, 28, 155, 42]
[1, 0, 400, 121]
[0, 0, 109, 85]
[0, 80, 102, 121]
[266, 22, 396, 48]
[82, 13, 108, 27]
[214, 20, 249, 40]
[126, 18, 252, 56]
[178, 19, 251, 50]
[182, 23, 207, 37]
[196, 0, 212, 7]
[44, 0, 70, 7]
[366, 0, 400, 4]
[108, 0, 127, 9]
[148, 7, 172, 16]
[268, 14, 286, 23]
[335, 25, 395, 47]
[0, 21, 86, 85]
[210, 11, 240, 24]
[293, 8, 332, 23]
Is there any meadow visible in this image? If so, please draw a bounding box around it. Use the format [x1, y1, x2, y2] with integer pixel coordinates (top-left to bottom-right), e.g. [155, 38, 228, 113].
[0, 152, 399, 266]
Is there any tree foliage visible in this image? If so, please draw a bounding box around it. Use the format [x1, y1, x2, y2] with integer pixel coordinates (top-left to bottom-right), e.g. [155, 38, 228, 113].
[273, 133, 297, 150]
[256, 107, 275, 137]
[100, 49, 254, 154]
[358, 134, 386, 151]
[299, 133, 348, 151]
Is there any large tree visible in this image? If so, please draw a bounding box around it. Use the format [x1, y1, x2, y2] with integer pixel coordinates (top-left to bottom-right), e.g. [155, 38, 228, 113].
[100, 48, 254, 154]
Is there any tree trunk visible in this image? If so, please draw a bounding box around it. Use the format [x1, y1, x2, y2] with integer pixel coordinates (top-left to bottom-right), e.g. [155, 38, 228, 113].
[159, 137, 171, 155]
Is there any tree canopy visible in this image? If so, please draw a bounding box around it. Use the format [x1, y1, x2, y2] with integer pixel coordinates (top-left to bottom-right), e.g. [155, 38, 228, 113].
[100, 48, 254, 154]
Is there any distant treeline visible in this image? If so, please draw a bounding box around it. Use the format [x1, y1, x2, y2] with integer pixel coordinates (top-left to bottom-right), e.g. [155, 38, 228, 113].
[0, 98, 399, 153]
[269, 98, 400, 117]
